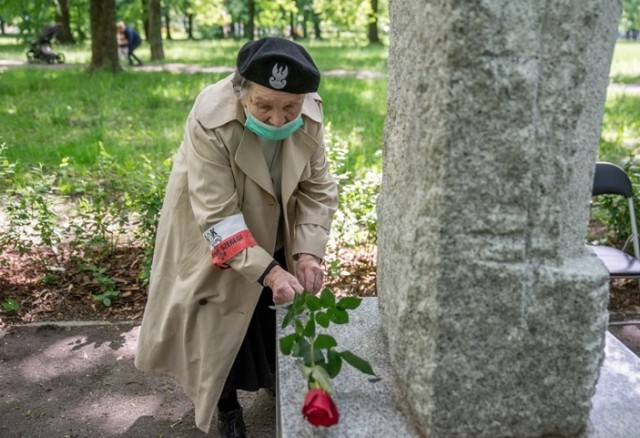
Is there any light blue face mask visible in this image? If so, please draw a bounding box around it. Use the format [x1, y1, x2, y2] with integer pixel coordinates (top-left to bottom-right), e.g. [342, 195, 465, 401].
[244, 110, 303, 141]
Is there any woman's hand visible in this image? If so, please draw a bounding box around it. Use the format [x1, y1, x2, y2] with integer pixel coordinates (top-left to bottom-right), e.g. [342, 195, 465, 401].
[295, 253, 323, 294]
[264, 265, 303, 304]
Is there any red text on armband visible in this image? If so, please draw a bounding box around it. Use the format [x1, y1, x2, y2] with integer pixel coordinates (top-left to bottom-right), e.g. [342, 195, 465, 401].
[211, 230, 257, 268]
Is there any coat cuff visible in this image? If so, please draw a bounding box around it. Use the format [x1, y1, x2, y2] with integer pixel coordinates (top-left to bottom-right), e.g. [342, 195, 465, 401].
[257, 260, 280, 287]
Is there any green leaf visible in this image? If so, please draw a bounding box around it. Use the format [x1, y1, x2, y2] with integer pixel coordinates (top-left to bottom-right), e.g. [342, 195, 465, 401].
[281, 307, 294, 329]
[320, 288, 335, 308]
[326, 349, 342, 378]
[304, 346, 325, 367]
[305, 295, 322, 311]
[1, 299, 20, 312]
[292, 292, 307, 316]
[303, 316, 316, 338]
[315, 311, 330, 328]
[279, 333, 299, 355]
[311, 365, 333, 393]
[314, 334, 338, 350]
[339, 350, 375, 376]
[294, 319, 304, 336]
[292, 337, 310, 359]
[337, 296, 361, 310]
[328, 307, 349, 324]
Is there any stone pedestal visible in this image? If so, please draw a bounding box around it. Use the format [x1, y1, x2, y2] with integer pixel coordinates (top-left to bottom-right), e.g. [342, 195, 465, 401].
[277, 299, 640, 437]
[377, 1, 621, 436]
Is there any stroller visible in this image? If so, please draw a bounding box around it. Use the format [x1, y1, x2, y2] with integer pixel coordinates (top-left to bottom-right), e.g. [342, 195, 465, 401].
[26, 23, 65, 64]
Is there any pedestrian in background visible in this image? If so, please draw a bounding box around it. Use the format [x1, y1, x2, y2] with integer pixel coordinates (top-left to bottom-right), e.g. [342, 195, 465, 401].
[116, 21, 143, 66]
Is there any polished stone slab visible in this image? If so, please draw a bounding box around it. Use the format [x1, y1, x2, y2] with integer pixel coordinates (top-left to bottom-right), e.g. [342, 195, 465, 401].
[277, 297, 640, 437]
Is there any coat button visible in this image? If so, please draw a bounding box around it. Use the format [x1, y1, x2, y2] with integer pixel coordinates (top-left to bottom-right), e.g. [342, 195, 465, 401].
[198, 298, 208, 305]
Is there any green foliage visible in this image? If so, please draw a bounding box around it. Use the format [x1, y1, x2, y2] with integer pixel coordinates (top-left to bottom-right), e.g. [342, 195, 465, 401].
[0, 141, 170, 307]
[0, 42, 386, 310]
[278, 289, 374, 394]
[1, 298, 20, 313]
[622, 0, 640, 34]
[82, 264, 119, 307]
[0, 144, 64, 269]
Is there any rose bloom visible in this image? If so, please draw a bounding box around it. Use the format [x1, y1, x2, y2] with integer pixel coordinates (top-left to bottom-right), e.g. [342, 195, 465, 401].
[301, 388, 340, 427]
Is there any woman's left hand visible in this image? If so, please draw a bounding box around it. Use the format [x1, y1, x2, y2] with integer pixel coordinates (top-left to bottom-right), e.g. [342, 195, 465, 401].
[295, 253, 323, 294]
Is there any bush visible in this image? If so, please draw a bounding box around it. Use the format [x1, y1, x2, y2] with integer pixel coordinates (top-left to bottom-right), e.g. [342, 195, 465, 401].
[0, 142, 170, 307]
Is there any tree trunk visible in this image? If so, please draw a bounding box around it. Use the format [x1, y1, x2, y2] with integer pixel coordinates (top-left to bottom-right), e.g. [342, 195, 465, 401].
[247, 0, 255, 40]
[312, 12, 322, 40]
[148, 0, 164, 60]
[302, 11, 308, 39]
[55, 0, 76, 44]
[89, 0, 120, 72]
[186, 14, 194, 40]
[367, 0, 380, 44]
[141, 0, 149, 40]
[0, 18, 5, 35]
[164, 10, 172, 40]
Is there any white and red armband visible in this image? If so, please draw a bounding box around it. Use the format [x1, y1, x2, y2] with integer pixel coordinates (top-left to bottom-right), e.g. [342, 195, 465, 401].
[202, 213, 257, 269]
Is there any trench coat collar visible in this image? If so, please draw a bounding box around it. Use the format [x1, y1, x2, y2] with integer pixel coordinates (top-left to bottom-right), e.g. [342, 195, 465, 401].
[235, 118, 320, 202]
[196, 75, 323, 201]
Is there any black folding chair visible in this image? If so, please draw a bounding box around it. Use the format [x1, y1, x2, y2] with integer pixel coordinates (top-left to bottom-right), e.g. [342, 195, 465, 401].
[588, 162, 640, 280]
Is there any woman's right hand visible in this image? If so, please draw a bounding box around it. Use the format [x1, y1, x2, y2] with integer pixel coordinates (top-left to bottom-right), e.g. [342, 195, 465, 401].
[264, 265, 303, 304]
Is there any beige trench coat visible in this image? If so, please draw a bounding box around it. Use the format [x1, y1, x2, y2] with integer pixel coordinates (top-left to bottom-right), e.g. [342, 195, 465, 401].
[134, 75, 338, 433]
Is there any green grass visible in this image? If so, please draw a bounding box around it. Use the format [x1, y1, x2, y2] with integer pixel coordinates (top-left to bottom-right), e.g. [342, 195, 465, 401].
[0, 67, 215, 174]
[5, 36, 640, 185]
[610, 39, 640, 83]
[0, 63, 386, 182]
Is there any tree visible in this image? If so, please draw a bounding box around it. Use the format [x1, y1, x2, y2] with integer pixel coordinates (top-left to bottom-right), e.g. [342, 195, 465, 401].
[89, 0, 120, 72]
[313, 0, 369, 41]
[367, 0, 380, 44]
[163, 0, 172, 40]
[148, 0, 164, 60]
[623, 0, 640, 38]
[141, 0, 149, 39]
[55, 0, 76, 44]
[247, 0, 255, 39]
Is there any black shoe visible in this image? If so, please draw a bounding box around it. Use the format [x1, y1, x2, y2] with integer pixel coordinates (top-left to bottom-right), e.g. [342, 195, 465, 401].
[217, 408, 246, 438]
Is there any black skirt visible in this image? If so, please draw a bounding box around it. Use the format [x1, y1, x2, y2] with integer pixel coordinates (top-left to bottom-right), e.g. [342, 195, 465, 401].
[220, 249, 286, 397]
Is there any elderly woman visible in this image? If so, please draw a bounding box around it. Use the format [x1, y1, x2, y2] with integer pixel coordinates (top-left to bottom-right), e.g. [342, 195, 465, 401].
[135, 37, 338, 438]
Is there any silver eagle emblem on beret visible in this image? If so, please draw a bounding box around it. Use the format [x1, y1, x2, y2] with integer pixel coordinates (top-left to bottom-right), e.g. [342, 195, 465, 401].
[269, 63, 288, 89]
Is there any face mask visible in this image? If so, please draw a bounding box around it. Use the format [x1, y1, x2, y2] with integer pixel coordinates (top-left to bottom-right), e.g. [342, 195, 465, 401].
[244, 110, 303, 141]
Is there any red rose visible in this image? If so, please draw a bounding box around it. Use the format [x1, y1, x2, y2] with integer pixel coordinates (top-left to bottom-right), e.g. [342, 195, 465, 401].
[301, 388, 340, 427]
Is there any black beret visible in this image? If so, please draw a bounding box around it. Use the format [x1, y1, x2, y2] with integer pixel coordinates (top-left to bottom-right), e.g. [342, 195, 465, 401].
[236, 37, 320, 94]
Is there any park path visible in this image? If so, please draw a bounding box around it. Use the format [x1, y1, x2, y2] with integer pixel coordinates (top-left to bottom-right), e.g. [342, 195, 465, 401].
[0, 58, 386, 79]
[3, 58, 639, 93]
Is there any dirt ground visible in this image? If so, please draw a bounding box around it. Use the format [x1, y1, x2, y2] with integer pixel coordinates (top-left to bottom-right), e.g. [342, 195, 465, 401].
[0, 322, 276, 438]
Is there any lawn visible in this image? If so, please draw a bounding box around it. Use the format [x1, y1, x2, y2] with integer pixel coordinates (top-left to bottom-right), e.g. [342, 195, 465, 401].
[0, 37, 387, 183]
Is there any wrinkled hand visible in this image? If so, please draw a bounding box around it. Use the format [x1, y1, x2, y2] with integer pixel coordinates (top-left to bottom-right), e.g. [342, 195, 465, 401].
[264, 265, 303, 304]
[295, 253, 323, 294]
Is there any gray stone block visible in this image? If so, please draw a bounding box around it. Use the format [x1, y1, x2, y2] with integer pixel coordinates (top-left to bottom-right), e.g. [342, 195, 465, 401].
[378, 0, 621, 435]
